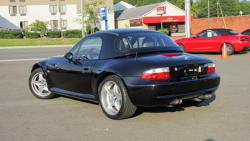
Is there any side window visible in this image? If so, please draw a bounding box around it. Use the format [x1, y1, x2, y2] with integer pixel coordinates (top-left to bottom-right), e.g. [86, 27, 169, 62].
[69, 40, 82, 59]
[212, 31, 221, 37]
[76, 37, 102, 60]
[197, 31, 207, 37]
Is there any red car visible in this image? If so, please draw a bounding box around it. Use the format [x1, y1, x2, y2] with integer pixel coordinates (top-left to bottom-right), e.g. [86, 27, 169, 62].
[175, 29, 250, 55]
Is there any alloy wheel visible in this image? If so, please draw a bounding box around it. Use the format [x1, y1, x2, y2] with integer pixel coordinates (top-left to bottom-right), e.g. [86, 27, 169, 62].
[100, 81, 122, 115]
[31, 72, 51, 97]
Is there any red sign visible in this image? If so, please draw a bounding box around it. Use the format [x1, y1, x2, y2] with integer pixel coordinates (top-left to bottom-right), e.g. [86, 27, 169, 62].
[157, 7, 165, 15]
[130, 19, 142, 27]
[143, 16, 193, 23]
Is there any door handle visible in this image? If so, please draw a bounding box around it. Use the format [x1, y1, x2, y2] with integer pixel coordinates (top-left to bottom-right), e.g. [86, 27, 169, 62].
[47, 64, 56, 69]
[83, 66, 91, 70]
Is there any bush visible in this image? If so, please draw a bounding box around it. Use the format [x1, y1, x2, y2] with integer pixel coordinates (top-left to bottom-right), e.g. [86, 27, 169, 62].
[94, 27, 100, 32]
[63, 30, 82, 38]
[158, 28, 169, 35]
[86, 25, 91, 35]
[25, 32, 40, 38]
[47, 31, 61, 38]
[0, 31, 22, 39]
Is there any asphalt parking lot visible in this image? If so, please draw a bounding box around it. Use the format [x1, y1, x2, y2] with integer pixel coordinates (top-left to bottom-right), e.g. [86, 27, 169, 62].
[0, 47, 250, 141]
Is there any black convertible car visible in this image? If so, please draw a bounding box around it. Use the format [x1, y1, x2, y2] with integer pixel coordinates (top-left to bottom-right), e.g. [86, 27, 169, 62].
[29, 29, 220, 119]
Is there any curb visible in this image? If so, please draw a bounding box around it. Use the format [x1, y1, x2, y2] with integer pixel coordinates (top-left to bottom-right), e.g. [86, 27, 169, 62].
[0, 45, 74, 49]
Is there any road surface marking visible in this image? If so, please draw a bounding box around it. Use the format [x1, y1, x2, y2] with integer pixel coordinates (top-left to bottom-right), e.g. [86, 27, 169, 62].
[0, 58, 46, 62]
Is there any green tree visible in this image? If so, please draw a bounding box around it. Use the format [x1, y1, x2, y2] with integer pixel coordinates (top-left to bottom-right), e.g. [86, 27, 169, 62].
[75, 0, 105, 27]
[237, 0, 250, 15]
[28, 20, 49, 37]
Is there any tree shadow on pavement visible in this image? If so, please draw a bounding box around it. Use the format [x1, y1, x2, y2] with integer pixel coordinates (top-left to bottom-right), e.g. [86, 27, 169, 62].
[132, 94, 216, 118]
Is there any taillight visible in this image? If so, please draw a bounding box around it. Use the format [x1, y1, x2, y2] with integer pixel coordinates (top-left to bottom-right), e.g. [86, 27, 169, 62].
[207, 63, 215, 74]
[162, 53, 181, 57]
[240, 36, 247, 41]
[141, 67, 170, 79]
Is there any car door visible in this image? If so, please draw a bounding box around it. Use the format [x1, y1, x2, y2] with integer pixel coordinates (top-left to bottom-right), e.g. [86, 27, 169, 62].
[53, 37, 102, 94]
[192, 30, 213, 52]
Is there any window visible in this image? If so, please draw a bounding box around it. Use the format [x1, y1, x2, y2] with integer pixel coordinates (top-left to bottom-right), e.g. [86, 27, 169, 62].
[50, 20, 58, 29]
[59, 5, 66, 14]
[115, 33, 178, 52]
[19, 6, 27, 16]
[76, 37, 102, 60]
[49, 5, 57, 15]
[197, 30, 207, 37]
[69, 40, 83, 59]
[20, 21, 28, 29]
[9, 6, 17, 16]
[212, 31, 221, 37]
[62, 20, 67, 29]
[9, 0, 15, 2]
[19, 0, 25, 2]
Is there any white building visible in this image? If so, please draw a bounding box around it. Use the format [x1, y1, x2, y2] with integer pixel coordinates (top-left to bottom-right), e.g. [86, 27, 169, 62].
[0, 0, 115, 30]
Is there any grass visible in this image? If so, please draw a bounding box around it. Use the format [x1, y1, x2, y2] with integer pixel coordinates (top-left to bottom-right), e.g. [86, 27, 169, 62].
[0, 37, 180, 47]
[0, 38, 81, 47]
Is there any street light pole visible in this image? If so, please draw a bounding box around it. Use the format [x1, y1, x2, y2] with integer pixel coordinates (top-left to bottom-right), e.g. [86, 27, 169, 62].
[208, 0, 210, 29]
[59, 0, 63, 38]
[185, 0, 190, 38]
[81, 0, 85, 38]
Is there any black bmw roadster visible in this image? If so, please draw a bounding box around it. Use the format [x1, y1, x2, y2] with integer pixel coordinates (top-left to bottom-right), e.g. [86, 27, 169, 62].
[29, 29, 220, 119]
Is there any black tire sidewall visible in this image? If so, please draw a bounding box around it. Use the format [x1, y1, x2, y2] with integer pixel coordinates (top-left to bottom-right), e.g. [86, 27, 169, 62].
[29, 68, 55, 99]
[178, 44, 186, 52]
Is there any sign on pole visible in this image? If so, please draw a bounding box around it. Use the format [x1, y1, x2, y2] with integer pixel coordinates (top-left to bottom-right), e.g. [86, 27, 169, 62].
[101, 7, 108, 30]
[157, 6, 165, 29]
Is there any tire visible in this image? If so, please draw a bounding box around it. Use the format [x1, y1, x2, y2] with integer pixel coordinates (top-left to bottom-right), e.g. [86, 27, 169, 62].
[182, 99, 205, 106]
[178, 43, 186, 52]
[29, 68, 55, 99]
[221, 43, 234, 55]
[99, 75, 137, 120]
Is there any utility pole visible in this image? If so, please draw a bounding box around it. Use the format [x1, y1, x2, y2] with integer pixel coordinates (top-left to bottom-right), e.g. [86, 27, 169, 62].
[217, 1, 220, 17]
[81, 0, 85, 38]
[185, 0, 190, 38]
[59, 0, 63, 38]
[208, 0, 210, 29]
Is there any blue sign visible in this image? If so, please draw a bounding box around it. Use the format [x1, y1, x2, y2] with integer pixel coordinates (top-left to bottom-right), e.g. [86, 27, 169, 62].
[101, 6, 108, 30]
[101, 7, 108, 21]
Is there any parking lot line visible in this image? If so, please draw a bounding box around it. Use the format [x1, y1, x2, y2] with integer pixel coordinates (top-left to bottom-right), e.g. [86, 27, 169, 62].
[0, 58, 46, 62]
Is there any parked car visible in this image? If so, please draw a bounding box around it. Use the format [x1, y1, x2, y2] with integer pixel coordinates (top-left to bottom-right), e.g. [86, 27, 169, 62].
[175, 28, 250, 55]
[28, 29, 220, 119]
[0, 27, 9, 31]
[28, 28, 41, 36]
[241, 29, 250, 36]
[10, 28, 25, 38]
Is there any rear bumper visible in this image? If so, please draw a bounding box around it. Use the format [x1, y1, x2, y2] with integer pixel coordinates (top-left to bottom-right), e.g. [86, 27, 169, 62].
[242, 47, 250, 51]
[123, 73, 220, 107]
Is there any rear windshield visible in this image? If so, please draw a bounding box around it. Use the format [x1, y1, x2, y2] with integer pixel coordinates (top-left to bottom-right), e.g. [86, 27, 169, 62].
[115, 32, 178, 52]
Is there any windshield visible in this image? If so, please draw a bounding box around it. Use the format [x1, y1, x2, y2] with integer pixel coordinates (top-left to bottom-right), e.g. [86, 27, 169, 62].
[115, 33, 179, 52]
[229, 30, 238, 35]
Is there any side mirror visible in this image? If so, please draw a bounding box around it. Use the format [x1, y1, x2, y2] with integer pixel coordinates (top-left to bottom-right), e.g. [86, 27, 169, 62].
[64, 52, 73, 60]
[192, 35, 197, 38]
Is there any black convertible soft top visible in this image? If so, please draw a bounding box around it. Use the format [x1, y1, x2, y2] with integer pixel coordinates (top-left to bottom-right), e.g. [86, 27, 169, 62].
[206, 28, 238, 36]
[84, 29, 183, 59]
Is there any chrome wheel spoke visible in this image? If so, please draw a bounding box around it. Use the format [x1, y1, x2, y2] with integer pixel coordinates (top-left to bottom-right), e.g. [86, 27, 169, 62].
[114, 100, 121, 111]
[38, 85, 44, 93]
[33, 81, 41, 87]
[38, 74, 43, 82]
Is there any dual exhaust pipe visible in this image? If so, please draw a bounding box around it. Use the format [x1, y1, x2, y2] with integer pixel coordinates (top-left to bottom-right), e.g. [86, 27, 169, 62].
[168, 93, 213, 107]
